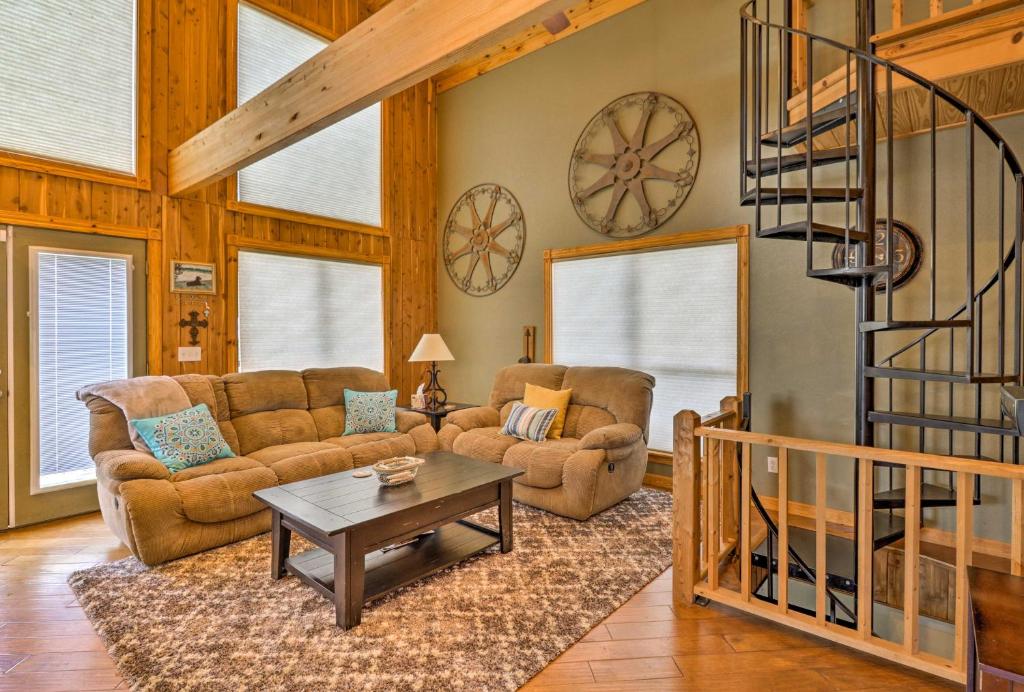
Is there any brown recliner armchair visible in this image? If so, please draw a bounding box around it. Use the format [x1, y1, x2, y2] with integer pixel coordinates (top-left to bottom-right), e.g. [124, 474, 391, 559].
[437, 364, 655, 520]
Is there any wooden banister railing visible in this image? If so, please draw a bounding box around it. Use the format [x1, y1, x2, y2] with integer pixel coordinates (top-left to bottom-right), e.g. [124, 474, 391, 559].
[673, 401, 1024, 685]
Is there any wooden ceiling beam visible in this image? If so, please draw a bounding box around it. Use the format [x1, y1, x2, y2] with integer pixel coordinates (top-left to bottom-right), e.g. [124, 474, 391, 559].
[168, 0, 578, 196]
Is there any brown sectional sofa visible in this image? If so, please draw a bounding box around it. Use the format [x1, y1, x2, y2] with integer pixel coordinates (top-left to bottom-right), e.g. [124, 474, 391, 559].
[437, 364, 654, 520]
[78, 367, 437, 565]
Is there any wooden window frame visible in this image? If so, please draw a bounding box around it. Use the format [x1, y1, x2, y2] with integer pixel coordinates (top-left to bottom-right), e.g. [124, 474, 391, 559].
[0, 0, 153, 190]
[543, 225, 750, 461]
[225, 234, 391, 378]
[225, 0, 387, 237]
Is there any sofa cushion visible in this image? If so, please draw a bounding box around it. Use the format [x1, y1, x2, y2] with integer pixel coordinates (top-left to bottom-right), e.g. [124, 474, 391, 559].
[304, 367, 391, 439]
[488, 363, 568, 411]
[267, 449, 353, 485]
[560, 366, 654, 438]
[523, 383, 572, 439]
[500, 402, 559, 442]
[503, 438, 580, 489]
[246, 441, 337, 464]
[324, 432, 415, 468]
[131, 404, 235, 472]
[452, 426, 520, 465]
[170, 457, 265, 482]
[343, 389, 398, 434]
[173, 466, 277, 523]
[174, 374, 240, 454]
[224, 371, 318, 455]
[562, 404, 617, 440]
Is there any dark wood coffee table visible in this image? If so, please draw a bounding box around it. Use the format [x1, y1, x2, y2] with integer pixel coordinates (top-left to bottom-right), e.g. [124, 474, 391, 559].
[253, 451, 522, 629]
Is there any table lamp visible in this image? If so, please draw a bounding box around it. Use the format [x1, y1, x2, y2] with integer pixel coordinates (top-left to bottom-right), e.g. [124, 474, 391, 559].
[409, 333, 455, 410]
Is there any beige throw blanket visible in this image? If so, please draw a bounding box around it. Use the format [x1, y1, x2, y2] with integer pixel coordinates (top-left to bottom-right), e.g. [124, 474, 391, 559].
[78, 376, 191, 453]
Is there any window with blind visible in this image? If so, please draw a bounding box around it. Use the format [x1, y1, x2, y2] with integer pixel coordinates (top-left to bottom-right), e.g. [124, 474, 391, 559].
[550, 242, 739, 452]
[237, 250, 384, 372]
[236, 2, 381, 227]
[32, 250, 131, 490]
[0, 0, 137, 174]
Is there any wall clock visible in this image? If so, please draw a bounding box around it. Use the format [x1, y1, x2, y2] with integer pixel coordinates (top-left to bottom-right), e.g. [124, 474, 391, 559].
[569, 92, 699, 238]
[830, 219, 922, 292]
[443, 183, 526, 296]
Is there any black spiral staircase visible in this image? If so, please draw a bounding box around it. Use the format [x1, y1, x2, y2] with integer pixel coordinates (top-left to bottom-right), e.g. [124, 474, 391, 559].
[737, 0, 1024, 627]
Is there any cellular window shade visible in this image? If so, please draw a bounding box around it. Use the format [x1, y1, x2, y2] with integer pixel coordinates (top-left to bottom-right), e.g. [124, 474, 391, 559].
[237, 251, 384, 372]
[35, 251, 130, 489]
[0, 0, 136, 174]
[236, 3, 381, 227]
[551, 243, 738, 452]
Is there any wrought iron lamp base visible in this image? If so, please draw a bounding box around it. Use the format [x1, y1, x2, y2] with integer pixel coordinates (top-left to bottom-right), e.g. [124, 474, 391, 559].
[421, 361, 448, 411]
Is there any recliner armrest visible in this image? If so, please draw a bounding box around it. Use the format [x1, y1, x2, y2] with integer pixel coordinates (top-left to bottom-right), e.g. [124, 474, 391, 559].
[579, 423, 644, 450]
[445, 406, 500, 431]
[94, 449, 171, 482]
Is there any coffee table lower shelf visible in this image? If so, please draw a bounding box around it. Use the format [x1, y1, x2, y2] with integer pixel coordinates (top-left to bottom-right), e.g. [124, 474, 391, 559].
[285, 520, 500, 604]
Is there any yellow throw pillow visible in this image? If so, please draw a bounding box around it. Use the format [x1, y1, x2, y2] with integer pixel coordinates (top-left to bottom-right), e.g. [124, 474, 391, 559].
[523, 383, 572, 439]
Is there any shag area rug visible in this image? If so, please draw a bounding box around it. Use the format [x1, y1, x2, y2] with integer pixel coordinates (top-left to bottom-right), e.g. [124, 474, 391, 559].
[69, 489, 672, 691]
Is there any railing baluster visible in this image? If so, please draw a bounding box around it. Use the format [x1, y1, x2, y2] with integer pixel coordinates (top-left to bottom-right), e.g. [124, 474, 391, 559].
[954, 470, 974, 672]
[740, 18, 749, 202]
[1016, 175, 1023, 384]
[805, 34, 814, 271]
[998, 144, 1006, 377]
[892, 0, 904, 29]
[702, 437, 711, 574]
[857, 457, 874, 638]
[930, 88, 937, 321]
[815, 452, 827, 625]
[741, 442, 752, 601]
[708, 438, 720, 590]
[1013, 478, 1024, 576]
[777, 447, 789, 613]
[966, 113, 976, 377]
[903, 465, 921, 654]
[754, 24, 763, 235]
[886, 66, 895, 320]
[930, 0, 944, 17]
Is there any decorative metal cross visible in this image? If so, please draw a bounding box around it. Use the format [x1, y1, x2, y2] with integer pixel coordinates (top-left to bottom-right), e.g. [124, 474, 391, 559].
[179, 310, 208, 346]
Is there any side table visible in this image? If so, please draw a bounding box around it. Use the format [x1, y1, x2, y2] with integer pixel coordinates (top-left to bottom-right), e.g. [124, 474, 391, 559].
[400, 402, 476, 432]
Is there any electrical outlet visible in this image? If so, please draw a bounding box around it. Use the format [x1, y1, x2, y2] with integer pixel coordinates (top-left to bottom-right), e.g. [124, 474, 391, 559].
[178, 346, 201, 362]
[767, 456, 779, 474]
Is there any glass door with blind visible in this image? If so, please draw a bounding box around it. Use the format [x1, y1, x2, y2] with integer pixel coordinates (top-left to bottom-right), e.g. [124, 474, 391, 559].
[10, 227, 146, 526]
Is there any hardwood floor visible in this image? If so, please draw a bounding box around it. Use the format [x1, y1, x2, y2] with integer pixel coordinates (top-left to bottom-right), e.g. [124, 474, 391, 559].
[0, 513, 959, 691]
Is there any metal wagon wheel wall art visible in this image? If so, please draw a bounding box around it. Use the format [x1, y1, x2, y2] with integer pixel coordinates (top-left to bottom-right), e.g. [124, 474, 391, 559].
[443, 183, 526, 297]
[569, 92, 700, 238]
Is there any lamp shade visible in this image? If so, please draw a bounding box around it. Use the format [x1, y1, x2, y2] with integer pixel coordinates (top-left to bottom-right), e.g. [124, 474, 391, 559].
[409, 333, 454, 362]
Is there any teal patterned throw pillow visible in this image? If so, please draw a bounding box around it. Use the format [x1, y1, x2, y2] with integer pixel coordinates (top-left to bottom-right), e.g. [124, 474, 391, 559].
[130, 403, 235, 472]
[343, 389, 398, 435]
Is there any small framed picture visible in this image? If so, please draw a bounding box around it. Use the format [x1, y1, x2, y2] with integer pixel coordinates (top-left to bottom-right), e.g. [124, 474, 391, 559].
[170, 260, 217, 294]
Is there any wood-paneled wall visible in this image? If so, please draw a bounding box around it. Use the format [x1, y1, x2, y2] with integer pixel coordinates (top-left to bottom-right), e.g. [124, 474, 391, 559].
[0, 0, 436, 399]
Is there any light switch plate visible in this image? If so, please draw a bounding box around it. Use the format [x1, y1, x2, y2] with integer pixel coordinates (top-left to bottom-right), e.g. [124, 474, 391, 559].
[178, 346, 201, 362]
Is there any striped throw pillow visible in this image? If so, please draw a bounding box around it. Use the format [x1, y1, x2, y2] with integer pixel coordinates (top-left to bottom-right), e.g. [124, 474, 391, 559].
[501, 402, 559, 442]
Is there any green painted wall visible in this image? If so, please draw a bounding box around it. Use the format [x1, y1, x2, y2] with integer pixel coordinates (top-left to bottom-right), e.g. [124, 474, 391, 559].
[435, 0, 1024, 539]
[437, 0, 856, 444]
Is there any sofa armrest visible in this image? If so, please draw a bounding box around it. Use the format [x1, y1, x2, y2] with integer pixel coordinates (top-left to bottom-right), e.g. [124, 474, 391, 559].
[580, 423, 644, 451]
[94, 449, 171, 482]
[395, 409, 429, 433]
[444, 406, 500, 431]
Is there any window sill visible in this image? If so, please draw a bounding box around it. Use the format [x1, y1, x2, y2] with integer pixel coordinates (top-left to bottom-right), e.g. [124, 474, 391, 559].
[227, 199, 388, 238]
[0, 150, 150, 191]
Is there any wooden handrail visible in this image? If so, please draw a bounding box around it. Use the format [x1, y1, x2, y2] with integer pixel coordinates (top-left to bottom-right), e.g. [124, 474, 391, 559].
[674, 404, 1024, 685]
[697, 426, 1024, 480]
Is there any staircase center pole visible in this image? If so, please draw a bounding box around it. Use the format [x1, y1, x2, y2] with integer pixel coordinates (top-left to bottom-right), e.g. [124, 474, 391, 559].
[855, 1, 877, 449]
[854, 0, 877, 636]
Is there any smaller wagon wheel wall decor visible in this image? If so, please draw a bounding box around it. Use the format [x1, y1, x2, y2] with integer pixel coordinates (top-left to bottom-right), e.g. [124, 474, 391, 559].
[443, 183, 526, 297]
[569, 92, 700, 238]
